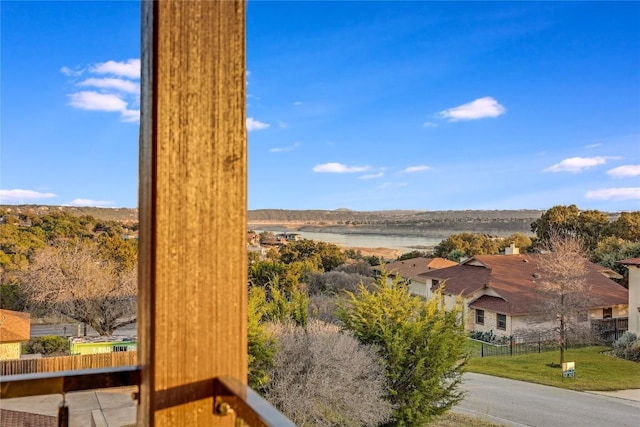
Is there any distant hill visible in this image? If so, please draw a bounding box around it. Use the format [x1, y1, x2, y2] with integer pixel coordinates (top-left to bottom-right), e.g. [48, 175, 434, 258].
[247, 209, 547, 237]
[0, 205, 139, 222]
[9, 205, 630, 238]
[1, 205, 549, 237]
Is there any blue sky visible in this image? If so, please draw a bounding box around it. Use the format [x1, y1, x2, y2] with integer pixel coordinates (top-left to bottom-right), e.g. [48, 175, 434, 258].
[1, 1, 639, 212]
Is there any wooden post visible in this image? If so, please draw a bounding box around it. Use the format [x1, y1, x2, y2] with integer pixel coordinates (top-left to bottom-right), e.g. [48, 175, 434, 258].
[138, 1, 247, 425]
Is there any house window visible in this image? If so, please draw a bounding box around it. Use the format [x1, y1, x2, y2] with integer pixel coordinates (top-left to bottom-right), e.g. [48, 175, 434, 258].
[475, 309, 485, 325]
[497, 313, 507, 330]
[603, 307, 613, 319]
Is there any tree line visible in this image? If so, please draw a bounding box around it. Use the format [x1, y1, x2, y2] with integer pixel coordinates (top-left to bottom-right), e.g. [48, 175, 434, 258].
[433, 205, 639, 286]
[1, 205, 637, 426]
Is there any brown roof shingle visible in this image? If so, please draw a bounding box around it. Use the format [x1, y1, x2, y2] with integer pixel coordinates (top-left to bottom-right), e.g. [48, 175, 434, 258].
[376, 257, 457, 282]
[0, 309, 30, 343]
[618, 257, 640, 266]
[469, 295, 511, 313]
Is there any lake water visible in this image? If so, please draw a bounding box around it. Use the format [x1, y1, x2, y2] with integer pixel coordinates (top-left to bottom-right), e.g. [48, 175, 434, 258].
[255, 229, 443, 253]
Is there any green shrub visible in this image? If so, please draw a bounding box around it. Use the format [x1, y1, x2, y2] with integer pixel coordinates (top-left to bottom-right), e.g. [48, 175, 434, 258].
[23, 335, 70, 356]
[612, 332, 640, 362]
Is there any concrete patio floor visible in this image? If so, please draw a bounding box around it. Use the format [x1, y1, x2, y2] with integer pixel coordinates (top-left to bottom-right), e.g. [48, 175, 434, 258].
[0, 386, 137, 427]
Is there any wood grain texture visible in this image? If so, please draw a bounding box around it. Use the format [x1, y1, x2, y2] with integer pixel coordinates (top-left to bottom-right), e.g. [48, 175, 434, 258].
[139, 1, 247, 425]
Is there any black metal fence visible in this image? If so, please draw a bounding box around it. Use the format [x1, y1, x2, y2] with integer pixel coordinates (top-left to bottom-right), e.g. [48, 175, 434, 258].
[470, 330, 599, 358]
[472, 336, 559, 358]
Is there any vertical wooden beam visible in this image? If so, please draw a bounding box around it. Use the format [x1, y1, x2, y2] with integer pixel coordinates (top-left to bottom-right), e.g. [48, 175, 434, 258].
[139, 1, 247, 425]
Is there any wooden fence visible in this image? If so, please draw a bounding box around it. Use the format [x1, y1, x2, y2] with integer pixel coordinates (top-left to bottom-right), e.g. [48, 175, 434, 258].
[0, 351, 137, 376]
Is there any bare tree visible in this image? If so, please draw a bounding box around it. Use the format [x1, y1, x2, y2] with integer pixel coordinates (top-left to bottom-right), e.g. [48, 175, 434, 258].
[533, 233, 596, 365]
[21, 240, 136, 335]
[265, 320, 392, 427]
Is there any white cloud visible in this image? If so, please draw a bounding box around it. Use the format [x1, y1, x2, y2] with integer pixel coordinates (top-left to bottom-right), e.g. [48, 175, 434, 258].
[269, 142, 300, 153]
[543, 156, 617, 173]
[293, 101, 303, 106]
[422, 121, 437, 128]
[359, 172, 384, 179]
[68, 91, 127, 111]
[607, 165, 640, 178]
[278, 121, 289, 129]
[438, 96, 506, 122]
[400, 165, 430, 173]
[120, 109, 140, 123]
[0, 189, 57, 203]
[91, 59, 140, 79]
[586, 143, 602, 148]
[378, 182, 408, 189]
[247, 117, 270, 131]
[80, 78, 139, 94]
[585, 187, 640, 201]
[68, 199, 114, 207]
[60, 66, 83, 77]
[313, 163, 370, 173]
[64, 59, 140, 123]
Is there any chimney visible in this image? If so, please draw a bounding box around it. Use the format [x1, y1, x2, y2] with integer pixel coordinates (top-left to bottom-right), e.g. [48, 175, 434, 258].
[505, 243, 519, 255]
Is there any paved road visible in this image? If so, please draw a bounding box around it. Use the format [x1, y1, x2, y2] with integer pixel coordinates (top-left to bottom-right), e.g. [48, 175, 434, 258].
[456, 373, 640, 427]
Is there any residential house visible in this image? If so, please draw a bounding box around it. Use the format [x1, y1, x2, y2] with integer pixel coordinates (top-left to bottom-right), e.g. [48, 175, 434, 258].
[618, 258, 640, 334]
[70, 336, 137, 355]
[0, 309, 30, 360]
[278, 232, 301, 242]
[375, 257, 458, 298]
[418, 253, 628, 338]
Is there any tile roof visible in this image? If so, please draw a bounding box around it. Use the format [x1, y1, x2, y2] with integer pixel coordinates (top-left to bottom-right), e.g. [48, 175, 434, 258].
[618, 257, 640, 266]
[469, 295, 511, 313]
[376, 257, 457, 281]
[420, 254, 628, 315]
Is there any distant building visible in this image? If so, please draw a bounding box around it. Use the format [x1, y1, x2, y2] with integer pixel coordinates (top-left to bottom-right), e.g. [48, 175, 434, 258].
[69, 336, 137, 355]
[0, 309, 31, 360]
[277, 232, 301, 242]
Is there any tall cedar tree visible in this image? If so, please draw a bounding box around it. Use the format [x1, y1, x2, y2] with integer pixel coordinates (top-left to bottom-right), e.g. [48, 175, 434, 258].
[339, 273, 467, 426]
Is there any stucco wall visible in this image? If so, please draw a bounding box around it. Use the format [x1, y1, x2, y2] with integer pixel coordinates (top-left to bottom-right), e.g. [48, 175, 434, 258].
[408, 280, 430, 298]
[629, 266, 640, 334]
[0, 342, 22, 360]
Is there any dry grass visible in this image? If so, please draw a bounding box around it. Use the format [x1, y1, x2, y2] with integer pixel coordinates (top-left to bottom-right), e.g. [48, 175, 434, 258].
[429, 412, 505, 426]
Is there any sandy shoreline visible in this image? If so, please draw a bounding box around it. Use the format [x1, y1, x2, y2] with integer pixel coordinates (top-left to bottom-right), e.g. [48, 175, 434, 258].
[343, 246, 403, 260]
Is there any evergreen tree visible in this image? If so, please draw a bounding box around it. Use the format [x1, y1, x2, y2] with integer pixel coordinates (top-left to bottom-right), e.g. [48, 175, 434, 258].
[339, 274, 467, 426]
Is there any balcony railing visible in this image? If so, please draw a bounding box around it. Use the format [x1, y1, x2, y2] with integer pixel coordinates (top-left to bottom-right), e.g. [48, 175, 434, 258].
[0, 366, 296, 427]
[591, 317, 629, 342]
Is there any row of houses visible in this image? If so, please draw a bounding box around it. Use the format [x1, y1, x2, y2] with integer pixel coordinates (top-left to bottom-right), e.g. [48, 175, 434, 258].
[376, 247, 637, 340]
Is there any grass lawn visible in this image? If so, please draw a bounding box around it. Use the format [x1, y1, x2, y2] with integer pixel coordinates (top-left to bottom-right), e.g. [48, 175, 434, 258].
[466, 345, 640, 391]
